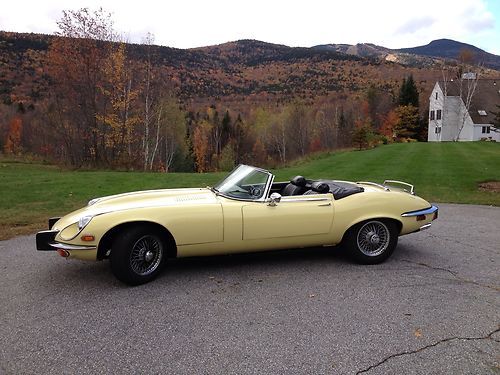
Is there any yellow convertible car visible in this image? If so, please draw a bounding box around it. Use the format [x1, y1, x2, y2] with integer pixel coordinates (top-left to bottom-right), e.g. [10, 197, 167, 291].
[36, 165, 438, 285]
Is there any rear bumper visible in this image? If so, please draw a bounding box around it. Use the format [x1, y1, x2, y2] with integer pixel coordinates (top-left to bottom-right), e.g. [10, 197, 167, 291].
[401, 205, 439, 218]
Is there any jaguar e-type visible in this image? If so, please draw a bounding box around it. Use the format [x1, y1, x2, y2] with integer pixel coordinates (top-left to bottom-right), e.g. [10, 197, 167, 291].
[36, 165, 438, 285]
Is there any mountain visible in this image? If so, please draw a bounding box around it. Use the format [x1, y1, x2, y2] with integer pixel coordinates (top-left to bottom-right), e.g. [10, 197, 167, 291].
[396, 38, 500, 70]
[314, 39, 500, 70]
[0, 31, 498, 111]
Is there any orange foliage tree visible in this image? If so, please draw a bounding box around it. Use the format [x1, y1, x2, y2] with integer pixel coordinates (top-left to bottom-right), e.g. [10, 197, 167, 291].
[4, 117, 22, 155]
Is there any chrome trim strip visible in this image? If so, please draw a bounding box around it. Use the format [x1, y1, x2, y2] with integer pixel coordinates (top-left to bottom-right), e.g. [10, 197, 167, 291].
[401, 205, 439, 217]
[357, 181, 390, 191]
[281, 196, 332, 203]
[384, 180, 415, 195]
[50, 242, 97, 251]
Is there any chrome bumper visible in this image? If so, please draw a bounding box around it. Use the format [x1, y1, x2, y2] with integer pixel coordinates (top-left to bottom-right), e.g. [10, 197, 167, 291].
[401, 205, 439, 217]
[36, 230, 95, 251]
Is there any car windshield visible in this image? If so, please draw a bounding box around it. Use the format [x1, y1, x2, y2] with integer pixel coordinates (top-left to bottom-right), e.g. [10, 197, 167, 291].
[213, 165, 271, 200]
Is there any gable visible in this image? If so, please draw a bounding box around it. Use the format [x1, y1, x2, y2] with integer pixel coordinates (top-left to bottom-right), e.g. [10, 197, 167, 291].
[437, 79, 500, 125]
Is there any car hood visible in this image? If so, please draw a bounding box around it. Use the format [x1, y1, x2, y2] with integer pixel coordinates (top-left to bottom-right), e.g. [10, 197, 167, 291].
[54, 188, 217, 229]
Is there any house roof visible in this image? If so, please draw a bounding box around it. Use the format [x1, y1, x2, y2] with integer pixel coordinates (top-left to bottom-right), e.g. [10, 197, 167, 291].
[437, 79, 500, 125]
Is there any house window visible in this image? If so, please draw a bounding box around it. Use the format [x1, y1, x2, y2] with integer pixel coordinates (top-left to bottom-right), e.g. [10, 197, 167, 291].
[430, 110, 435, 120]
[435, 92, 438, 100]
[436, 110, 442, 120]
[482, 126, 490, 134]
[435, 127, 441, 134]
[478, 110, 487, 116]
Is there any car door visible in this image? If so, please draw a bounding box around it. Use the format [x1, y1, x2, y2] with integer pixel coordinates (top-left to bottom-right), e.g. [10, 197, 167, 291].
[241, 195, 334, 241]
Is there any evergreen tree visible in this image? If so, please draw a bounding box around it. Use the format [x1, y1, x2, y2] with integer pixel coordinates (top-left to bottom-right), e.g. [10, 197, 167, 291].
[398, 75, 419, 107]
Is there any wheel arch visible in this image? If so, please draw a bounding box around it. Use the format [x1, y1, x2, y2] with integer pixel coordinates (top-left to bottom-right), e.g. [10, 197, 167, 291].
[97, 221, 177, 260]
[341, 216, 402, 243]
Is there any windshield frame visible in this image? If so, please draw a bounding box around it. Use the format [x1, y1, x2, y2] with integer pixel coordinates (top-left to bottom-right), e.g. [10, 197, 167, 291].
[212, 165, 274, 202]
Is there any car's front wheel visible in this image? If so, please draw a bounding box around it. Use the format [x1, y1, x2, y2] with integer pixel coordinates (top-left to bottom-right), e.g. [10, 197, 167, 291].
[110, 226, 166, 285]
[345, 219, 398, 264]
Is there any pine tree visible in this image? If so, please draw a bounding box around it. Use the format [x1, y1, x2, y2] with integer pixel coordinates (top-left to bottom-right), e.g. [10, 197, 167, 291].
[398, 75, 419, 107]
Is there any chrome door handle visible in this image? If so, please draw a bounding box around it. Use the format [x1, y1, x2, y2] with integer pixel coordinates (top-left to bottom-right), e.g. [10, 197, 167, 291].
[318, 202, 332, 207]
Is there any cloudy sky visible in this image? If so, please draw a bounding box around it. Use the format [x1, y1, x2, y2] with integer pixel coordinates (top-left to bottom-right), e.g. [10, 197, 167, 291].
[1, 0, 499, 54]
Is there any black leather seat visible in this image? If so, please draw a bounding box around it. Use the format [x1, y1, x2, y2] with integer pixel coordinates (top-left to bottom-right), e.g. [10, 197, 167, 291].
[303, 181, 330, 195]
[281, 176, 307, 196]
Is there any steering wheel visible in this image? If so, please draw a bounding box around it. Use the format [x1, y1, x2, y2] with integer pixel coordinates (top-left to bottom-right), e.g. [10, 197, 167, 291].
[249, 186, 262, 197]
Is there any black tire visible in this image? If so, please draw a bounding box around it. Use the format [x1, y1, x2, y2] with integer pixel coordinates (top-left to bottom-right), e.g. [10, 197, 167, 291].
[110, 226, 166, 285]
[345, 219, 398, 264]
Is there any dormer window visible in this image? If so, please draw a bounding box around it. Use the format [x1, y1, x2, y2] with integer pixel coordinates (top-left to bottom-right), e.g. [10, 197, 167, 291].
[478, 110, 487, 116]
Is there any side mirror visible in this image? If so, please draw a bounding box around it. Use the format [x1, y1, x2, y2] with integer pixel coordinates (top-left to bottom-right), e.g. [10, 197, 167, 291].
[268, 192, 282, 206]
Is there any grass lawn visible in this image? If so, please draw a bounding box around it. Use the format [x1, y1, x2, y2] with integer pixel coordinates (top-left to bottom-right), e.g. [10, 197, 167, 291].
[1, 142, 499, 240]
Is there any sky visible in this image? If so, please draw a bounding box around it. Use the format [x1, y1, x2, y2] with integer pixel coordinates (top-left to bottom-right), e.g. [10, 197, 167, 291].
[1, 0, 499, 54]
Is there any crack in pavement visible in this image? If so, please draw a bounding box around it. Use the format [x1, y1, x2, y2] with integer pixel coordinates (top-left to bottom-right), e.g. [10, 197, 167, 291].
[399, 259, 500, 292]
[424, 232, 499, 255]
[356, 327, 500, 374]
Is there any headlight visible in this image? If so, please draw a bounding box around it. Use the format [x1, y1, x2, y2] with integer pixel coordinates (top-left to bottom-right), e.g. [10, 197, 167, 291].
[78, 215, 93, 230]
[88, 198, 100, 206]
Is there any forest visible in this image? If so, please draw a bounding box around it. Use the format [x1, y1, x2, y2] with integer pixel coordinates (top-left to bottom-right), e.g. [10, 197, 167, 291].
[0, 8, 485, 172]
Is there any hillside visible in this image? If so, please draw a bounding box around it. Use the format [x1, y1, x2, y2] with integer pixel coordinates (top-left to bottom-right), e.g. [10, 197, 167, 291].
[3, 31, 499, 111]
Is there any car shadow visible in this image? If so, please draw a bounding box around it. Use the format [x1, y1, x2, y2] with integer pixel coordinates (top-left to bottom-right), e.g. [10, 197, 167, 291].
[158, 245, 351, 279]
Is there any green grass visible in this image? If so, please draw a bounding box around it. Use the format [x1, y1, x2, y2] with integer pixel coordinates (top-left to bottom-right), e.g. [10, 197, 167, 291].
[1, 142, 499, 239]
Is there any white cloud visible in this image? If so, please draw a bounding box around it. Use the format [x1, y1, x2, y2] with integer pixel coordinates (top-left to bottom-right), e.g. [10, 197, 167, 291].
[0, 0, 498, 54]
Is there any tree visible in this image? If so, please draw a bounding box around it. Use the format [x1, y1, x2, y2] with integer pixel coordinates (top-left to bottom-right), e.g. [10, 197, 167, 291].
[492, 105, 500, 131]
[394, 105, 420, 139]
[4, 117, 22, 155]
[47, 8, 117, 166]
[380, 110, 398, 140]
[192, 120, 212, 172]
[155, 95, 187, 172]
[98, 42, 140, 166]
[454, 48, 480, 141]
[351, 121, 373, 150]
[398, 75, 419, 107]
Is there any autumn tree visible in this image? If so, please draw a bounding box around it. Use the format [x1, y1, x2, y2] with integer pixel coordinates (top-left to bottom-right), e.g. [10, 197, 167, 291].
[192, 119, 212, 172]
[3, 117, 23, 155]
[98, 42, 140, 166]
[380, 110, 398, 141]
[394, 105, 420, 139]
[351, 119, 374, 150]
[47, 8, 117, 166]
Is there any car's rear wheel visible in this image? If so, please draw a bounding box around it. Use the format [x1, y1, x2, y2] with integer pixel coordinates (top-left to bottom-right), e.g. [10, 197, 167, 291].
[110, 226, 166, 285]
[345, 219, 398, 264]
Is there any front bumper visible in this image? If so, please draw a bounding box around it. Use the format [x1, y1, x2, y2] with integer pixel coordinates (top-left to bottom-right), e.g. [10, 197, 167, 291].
[36, 229, 97, 251]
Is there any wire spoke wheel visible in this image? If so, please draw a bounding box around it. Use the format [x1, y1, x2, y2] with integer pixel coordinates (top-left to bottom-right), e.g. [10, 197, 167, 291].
[129, 235, 163, 276]
[356, 221, 390, 257]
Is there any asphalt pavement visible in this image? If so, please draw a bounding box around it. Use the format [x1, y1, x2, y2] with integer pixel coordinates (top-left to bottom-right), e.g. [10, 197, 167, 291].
[0, 203, 499, 374]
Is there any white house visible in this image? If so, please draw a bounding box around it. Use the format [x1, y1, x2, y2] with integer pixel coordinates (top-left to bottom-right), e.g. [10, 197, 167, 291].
[428, 78, 500, 142]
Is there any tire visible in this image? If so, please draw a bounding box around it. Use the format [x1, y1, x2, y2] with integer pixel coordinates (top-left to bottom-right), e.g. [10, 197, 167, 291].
[110, 226, 166, 285]
[345, 219, 398, 264]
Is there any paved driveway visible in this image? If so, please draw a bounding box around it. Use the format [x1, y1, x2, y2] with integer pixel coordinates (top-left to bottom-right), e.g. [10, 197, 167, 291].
[0, 204, 499, 374]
